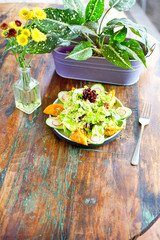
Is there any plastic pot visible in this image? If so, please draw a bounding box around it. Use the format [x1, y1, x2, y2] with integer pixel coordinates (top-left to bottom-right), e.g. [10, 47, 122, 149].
[52, 37, 148, 85]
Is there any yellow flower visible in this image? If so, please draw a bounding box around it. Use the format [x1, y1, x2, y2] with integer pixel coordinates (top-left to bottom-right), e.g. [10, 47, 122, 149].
[9, 21, 23, 30]
[1, 29, 8, 37]
[21, 29, 30, 37]
[32, 8, 46, 20]
[39, 33, 47, 41]
[19, 8, 32, 20]
[17, 34, 28, 46]
[29, 11, 35, 19]
[31, 28, 47, 42]
[9, 21, 17, 29]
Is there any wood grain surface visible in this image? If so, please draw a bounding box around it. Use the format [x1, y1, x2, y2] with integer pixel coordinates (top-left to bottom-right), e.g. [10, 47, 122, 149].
[0, 3, 160, 240]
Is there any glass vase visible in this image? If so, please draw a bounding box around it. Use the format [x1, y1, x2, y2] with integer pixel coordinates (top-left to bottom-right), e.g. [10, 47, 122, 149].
[13, 67, 41, 114]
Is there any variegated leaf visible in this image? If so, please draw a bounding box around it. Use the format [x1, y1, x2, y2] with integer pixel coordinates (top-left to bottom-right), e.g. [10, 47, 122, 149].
[102, 41, 133, 69]
[109, 0, 136, 11]
[66, 41, 92, 60]
[83, 21, 99, 33]
[120, 39, 147, 67]
[63, 0, 85, 19]
[26, 33, 70, 54]
[35, 8, 84, 36]
[69, 24, 98, 36]
[85, 0, 104, 22]
[113, 27, 127, 42]
[106, 18, 148, 46]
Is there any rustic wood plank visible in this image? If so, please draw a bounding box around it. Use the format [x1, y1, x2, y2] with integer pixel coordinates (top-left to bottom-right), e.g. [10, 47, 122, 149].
[69, 151, 140, 239]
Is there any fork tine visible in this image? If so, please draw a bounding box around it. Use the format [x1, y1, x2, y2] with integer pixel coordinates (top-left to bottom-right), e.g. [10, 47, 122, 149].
[144, 103, 149, 117]
[147, 103, 151, 118]
[145, 103, 151, 118]
[141, 103, 147, 117]
[131, 102, 151, 165]
[141, 103, 151, 118]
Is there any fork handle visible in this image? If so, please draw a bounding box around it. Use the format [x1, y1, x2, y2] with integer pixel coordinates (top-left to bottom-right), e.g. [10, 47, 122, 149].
[131, 124, 145, 166]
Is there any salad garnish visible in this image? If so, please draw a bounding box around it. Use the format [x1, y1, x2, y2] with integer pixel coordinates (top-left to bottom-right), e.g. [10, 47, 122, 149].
[43, 84, 132, 145]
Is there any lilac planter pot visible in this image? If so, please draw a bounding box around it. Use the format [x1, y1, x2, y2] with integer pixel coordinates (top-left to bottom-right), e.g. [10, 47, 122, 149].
[52, 44, 145, 86]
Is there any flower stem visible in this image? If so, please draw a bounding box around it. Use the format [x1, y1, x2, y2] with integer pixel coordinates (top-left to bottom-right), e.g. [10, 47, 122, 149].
[19, 90, 24, 106]
[28, 19, 36, 29]
[27, 54, 34, 67]
[33, 87, 38, 103]
[9, 38, 21, 65]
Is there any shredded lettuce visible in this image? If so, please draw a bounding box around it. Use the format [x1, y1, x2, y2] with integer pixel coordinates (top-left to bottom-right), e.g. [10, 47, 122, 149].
[92, 125, 104, 136]
[59, 85, 127, 143]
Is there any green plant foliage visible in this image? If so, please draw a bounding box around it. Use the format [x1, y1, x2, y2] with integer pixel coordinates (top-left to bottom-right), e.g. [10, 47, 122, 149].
[83, 21, 99, 33]
[109, 0, 136, 11]
[69, 24, 98, 36]
[2, 0, 149, 69]
[102, 41, 133, 69]
[2, 41, 14, 54]
[36, 8, 84, 35]
[85, 0, 104, 21]
[120, 39, 147, 67]
[66, 41, 92, 60]
[26, 34, 70, 54]
[113, 27, 127, 42]
[106, 18, 148, 46]
[102, 25, 114, 36]
[63, 0, 85, 19]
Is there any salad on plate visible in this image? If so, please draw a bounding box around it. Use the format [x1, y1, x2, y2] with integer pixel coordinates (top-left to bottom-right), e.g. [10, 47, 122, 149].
[43, 84, 132, 146]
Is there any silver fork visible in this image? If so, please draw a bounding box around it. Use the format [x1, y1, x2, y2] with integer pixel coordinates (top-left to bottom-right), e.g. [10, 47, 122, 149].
[131, 103, 151, 166]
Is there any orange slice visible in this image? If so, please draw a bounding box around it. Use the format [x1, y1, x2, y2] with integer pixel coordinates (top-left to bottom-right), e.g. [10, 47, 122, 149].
[70, 128, 88, 145]
[43, 104, 64, 116]
[107, 89, 116, 108]
[107, 89, 115, 98]
[105, 123, 124, 137]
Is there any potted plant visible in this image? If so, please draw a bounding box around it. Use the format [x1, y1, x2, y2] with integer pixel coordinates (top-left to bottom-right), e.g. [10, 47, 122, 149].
[2, 1, 152, 87]
[34, 0, 152, 85]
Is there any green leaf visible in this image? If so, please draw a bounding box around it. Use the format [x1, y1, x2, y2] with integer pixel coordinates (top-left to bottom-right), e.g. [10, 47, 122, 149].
[35, 8, 84, 40]
[63, 0, 85, 19]
[3, 40, 21, 55]
[69, 24, 98, 36]
[102, 41, 133, 69]
[45, 8, 84, 25]
[113, 27, 127, 42]
[102, 25, 114, 35]
[58, 39, 71, 47]
[130, 27, 141, 37]
[109, 0, 136, 11]
[85, 0, 104, 22]
[36, 24, 79, 41]
[120, 39, 147, 67]
[56, 27, 80, 40]
[66, 41, 92, 60]
[25, 33, 70, 54]
[3, 41, 12, 54]
[83, 21, 99, 33]
[107, 18, 148, 46]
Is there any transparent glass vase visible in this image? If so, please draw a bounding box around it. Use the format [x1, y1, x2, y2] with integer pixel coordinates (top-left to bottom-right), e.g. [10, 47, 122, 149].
[13, 67, 41, 114]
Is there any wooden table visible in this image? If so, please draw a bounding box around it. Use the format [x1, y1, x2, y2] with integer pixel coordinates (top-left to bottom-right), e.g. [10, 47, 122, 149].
[0, 3, 160, 240]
